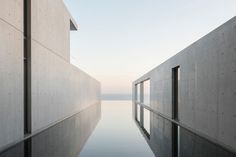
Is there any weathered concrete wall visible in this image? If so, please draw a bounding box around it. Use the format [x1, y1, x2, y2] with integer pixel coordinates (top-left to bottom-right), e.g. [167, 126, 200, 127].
[30, 0, 101, 132]
[134, 17, 236, 150]
[0, 0, 24, 149]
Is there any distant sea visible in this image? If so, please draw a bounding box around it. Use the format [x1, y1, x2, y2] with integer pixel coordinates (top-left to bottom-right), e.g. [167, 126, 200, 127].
[101, 94, 132, 101]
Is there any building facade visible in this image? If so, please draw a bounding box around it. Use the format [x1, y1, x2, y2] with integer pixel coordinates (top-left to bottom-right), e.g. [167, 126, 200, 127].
[0, 0, 100, 151]
[133, 17, 236, 157]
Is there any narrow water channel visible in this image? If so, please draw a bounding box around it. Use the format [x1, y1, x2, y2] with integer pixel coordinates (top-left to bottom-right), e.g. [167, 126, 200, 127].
[79, 101, 154, 157]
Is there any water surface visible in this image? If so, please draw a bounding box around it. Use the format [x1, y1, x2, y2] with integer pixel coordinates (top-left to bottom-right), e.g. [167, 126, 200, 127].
[79, 101, 154, 157]
[0, 101, 154, 157]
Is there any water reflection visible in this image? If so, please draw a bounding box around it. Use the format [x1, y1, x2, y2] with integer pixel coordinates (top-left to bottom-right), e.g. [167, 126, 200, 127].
[79, 101, 154, 157]
[135, 103, 236, 157]
[0, 103, 101, 157]
[143, 108, 150, 135]
[0, 101, 155, 157]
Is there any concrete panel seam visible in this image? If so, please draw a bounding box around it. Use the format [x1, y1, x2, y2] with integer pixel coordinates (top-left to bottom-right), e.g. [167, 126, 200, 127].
[31, 38, 70, 63]
[0, 17, 23, 34]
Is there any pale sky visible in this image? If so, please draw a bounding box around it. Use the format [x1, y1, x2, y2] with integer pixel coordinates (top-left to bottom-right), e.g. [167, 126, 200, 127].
[64, 0, 236, 95]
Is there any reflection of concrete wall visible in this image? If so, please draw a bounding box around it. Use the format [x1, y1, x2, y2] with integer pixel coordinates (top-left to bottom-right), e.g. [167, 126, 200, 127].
[134, 17, 236, 150]
[0, 102, 101, 157]
[0, 143, 24, 157]
[179, 127, 236, 157]
[31, 102, 101, 157]
[0, 0, 24, 149]
[149, 113, 172, 157]
[138, 111, 236, 157]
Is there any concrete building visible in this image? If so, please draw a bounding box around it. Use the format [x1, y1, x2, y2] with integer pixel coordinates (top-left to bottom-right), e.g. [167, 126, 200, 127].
[0, 0, 100, 151]
[133, 17, 236, 157]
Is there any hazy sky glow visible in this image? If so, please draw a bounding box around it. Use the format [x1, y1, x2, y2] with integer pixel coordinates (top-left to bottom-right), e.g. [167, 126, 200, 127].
[64, 0, 236, 94]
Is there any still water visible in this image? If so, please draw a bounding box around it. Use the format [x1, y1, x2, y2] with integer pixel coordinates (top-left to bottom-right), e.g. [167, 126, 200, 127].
[0, 101, 154, 157]
[1, 101, 235, 157]
[79, 101, 154, 157]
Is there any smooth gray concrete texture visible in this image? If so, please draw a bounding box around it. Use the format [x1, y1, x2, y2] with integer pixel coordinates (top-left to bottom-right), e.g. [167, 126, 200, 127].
[31, 0, 73, 61]
[31, 40, 100, 132]
[31, 102, 101, 157]
[134, 17, 236, 150]
[0, 0, 23, 32]
[0, 1, 24, 149]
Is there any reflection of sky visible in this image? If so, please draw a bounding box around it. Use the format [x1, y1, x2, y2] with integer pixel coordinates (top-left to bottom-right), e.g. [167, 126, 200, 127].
[64, 0, 236, 95]
[78, 101, 154, 157]
[144, 108, 150, 134]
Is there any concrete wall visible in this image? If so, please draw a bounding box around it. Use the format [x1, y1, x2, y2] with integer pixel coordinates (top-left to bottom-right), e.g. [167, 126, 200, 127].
[134, 17, 236, 150]
[0, 0, 24, 149]
[0, 0, 100, 150]
[31, 0, 101, 132]
[0, 0, 23, 31]
[31, 40, 100, 131]
[31, 0, 72, 61]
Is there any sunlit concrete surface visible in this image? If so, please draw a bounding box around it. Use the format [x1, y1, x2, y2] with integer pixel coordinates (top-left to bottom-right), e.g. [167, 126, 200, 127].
[0, 0, 24, 149]
[0, 0, 100, 150]
[30, 0, 100, 132]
